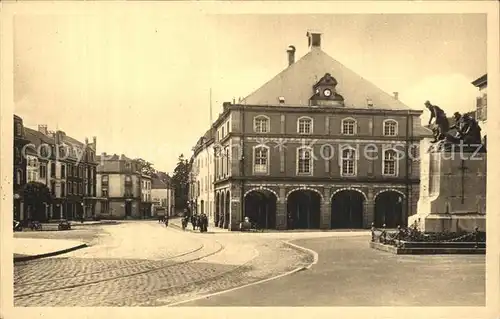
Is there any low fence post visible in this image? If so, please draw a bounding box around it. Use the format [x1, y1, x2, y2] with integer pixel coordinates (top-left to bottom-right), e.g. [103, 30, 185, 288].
[382, 224, 387, 244]
[396, 225, 401, 247]
[474, 226, 479, 249]
[371, 222, 375, 242]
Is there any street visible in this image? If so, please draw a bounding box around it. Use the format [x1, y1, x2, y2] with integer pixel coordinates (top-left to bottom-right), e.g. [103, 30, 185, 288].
[13, 221, 312, 306]
[175, 235, 485, 307]
[13, 221, 485, 307]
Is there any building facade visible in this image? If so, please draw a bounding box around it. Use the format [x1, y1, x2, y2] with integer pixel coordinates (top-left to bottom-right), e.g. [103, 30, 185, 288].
[472, 74, 487, 139]
[140, 174, 153, 218]
[13, 115, 29, 221]
[189, 129, 215, 222]
[151, 177, 175, 217]
[96, 154, 143, 219]
[20, 124, 98, 221]
[194, 31, 428, 231]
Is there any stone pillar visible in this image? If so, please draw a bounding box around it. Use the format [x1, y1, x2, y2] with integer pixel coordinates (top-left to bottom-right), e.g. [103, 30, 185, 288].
[276, 187, 287, 230]
[229, 185, 242, 231]
[320, 187, 331, 229]
[363, 188, 374, 228]
[364, 201, 374, 228]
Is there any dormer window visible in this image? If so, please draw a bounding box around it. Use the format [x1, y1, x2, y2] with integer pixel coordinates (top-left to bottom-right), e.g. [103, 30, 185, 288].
[297, 116, 313, 134]
[254, 115, 270, 133]
[278, 96, 285, 104]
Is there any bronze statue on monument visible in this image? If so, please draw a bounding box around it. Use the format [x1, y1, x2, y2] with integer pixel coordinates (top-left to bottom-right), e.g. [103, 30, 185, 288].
[425, 100, 449, 143]
[425, 101, 485, 152]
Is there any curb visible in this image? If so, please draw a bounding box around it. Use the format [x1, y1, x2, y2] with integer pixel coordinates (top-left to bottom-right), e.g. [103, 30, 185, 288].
[282, 240, 319, 269]
[13, 243, 88, 263]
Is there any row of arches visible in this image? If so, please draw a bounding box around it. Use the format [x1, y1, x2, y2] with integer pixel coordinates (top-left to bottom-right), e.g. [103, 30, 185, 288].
[241, 188, 405, 230]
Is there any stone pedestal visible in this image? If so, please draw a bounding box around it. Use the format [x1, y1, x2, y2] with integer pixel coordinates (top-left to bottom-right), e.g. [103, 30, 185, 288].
[411, 148, 486, 232]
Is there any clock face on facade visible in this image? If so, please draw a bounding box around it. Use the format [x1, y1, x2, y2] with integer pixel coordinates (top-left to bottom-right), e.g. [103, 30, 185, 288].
[323, 89, 332, 97]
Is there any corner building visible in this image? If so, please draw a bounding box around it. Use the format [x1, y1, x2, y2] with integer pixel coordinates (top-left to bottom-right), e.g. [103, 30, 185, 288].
[211, 31, 428, 231]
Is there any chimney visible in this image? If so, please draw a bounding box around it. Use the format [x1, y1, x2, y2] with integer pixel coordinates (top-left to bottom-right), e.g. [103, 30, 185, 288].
[393, 92, 399, 100]
[38, 124, 48, 135]
[85, 137, 89, 145]
[287, 45, 296, 66]
[367, 98, 373, 107]
[307, 30, 322, 50]
[93, 136, 96, 150]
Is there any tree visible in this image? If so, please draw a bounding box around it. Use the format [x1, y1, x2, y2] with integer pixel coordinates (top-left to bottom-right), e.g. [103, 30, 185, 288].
[171, 154, 190, 211]
[23, 182, 52, 221]
[134, 158, 157, 176]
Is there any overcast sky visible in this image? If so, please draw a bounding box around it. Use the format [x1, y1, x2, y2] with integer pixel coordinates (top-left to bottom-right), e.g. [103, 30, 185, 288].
[14, 13, 486, 173]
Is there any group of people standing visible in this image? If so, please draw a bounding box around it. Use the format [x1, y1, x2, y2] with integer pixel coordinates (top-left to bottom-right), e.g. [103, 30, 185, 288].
[181, 213, 208, 233]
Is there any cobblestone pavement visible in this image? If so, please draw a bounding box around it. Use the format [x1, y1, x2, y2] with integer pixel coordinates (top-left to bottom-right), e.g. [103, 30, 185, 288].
[13, 221, 312, 307]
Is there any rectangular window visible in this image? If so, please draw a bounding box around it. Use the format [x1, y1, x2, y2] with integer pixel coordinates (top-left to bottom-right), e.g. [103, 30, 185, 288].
[298, 118, 312, 134]
[342, 119, 356, 135]
[40, 164, 47, 179]
[254, 117, 269, 133]
[51, 162, 56, 177]
[341, 148, 356, 176]
[383, 150, 398, 176]
[73, 182, 77, 194]
[102, 175, 109, 185]
[61, 165, 66, 178]
[297, 148, 312, 174]
[51, 181, 56, 196]
[68, 182, 72, 194]
[254, 147, 268, 174]
[61, 182, 66, 197]
[222, 127, 225, 138]
[102, 188, 108, 197]
[383, 121, 398, 136]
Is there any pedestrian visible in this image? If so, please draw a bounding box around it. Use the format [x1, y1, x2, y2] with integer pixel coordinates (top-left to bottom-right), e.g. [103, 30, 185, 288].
[191, 214, 197, 230]
[164, 215, 169, 227]
[181, 216, 188, 230]
[200, 213, 208, 233]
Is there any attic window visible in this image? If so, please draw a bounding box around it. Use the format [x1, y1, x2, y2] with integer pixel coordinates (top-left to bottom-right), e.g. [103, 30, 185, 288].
[367, 98, 373, 107]
[278, 96, 285, 104]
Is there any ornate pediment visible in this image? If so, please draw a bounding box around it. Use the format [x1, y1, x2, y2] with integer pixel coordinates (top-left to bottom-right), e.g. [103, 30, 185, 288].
[310, 73, 344, 106]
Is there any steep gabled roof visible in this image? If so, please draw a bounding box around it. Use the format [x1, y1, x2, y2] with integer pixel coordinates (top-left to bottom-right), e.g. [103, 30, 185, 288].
[151, 177, 168, 189]
[241, 48, 410, 110]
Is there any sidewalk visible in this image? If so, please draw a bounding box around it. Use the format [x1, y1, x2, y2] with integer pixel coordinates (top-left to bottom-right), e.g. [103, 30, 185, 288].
[169, 217, 229, 233]
[14, 238, 87, 262]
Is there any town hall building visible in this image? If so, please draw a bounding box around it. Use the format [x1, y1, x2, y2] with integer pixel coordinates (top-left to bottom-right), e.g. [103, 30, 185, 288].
[192, 31, 429, 231]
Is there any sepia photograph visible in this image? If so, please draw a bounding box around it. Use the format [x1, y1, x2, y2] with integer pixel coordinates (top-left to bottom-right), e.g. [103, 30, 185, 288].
[1, 1, 498, 318]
